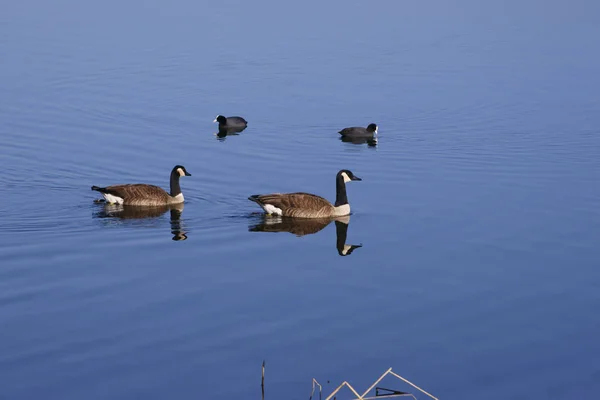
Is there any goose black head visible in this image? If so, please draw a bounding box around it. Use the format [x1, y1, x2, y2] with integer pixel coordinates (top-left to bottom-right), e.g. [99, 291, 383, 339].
[366, 123, 378, 134]
[338, 169, 362, 183]
[172, 165, 192, 177]
[213, 115, 227, 124]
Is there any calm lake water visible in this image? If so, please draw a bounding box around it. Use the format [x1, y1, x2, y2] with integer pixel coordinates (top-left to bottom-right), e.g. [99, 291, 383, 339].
[1, 1, 599, 399]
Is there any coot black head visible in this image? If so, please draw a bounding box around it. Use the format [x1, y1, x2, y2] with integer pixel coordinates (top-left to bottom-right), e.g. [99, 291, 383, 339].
[366, 123, 378, 133]
[214, 115, 227, 124]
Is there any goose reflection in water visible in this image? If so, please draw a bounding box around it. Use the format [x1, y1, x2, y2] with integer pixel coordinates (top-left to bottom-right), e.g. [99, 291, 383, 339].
[93, 203, 188, 241]
[249, 215, 362, 256]
[340, 135, 378, 147]
[215, 125, 247, 141]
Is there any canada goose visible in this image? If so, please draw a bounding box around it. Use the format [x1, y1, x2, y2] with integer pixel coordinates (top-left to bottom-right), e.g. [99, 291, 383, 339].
[213, 115, 248, 130]
[339, 123, 378, 138]
[91, 165, 191, 206]
[248, 169, 361, 218]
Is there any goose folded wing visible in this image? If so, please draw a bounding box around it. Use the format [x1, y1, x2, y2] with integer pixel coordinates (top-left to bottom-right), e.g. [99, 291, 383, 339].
[104, 184, 169, 200]
[256, 193, 333, 215]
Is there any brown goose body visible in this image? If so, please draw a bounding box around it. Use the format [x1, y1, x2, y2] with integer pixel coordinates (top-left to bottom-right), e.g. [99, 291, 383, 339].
[248, 170, 361, 219]
[92, 165, 191, 207]
[249, 192, 339, 218]
[93, 184, 180, 206]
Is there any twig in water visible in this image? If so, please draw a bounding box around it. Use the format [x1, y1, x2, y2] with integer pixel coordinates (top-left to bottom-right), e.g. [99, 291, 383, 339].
[261, 360, 265, 400]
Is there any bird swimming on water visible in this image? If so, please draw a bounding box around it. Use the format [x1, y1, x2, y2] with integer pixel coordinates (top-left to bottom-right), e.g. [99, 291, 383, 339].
[338, 123, 378, 138]
[248, 169, 362, 218]
[213, 115, 248, 131]
[91, 165, 191, 206]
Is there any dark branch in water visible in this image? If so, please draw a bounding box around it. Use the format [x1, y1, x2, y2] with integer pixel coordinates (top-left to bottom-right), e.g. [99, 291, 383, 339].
[261, 360, 265, 400]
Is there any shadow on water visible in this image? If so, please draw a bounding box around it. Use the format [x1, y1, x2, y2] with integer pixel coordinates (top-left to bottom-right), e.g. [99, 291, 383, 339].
[340, 136, 378, 147]
[216, 126, 247, 141]
[249, 215, 362, 256]
[93, 203, 188, 241]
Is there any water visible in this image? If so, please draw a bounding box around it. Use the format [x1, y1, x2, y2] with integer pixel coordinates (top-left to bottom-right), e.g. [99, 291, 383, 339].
[1, 1, 599, 398]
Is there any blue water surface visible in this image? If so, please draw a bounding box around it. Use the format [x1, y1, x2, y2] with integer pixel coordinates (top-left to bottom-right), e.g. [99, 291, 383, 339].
[1, 1, 599, 399]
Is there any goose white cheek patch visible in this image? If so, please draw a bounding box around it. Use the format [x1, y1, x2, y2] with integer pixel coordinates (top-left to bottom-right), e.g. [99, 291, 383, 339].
[177, 168, 185, 177]
[341, 172, 351, 183]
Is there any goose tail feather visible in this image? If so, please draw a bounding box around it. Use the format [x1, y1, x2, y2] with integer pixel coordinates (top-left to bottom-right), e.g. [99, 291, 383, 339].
[248, 195, 263, 204]
[91, 186, 107, 193]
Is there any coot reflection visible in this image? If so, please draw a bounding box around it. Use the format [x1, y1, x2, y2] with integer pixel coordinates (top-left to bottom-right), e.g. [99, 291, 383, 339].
[249, 215, 362, 256]
[340, 135, 378, 147]
[93, 203, 187, 241]
[216, 125, 247, 140]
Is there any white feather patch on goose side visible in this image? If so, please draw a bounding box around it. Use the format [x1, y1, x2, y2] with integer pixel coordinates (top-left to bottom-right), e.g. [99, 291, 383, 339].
[103, 193, 124, 204]
[263, 204, 283, 216]
[333, 204, 350, 216]
[172, 193, 184, 203]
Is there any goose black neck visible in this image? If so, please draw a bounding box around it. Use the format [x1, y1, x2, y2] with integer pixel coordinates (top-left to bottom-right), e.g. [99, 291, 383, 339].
[170, 171, 182, 196]
[335, 174, 348, 207]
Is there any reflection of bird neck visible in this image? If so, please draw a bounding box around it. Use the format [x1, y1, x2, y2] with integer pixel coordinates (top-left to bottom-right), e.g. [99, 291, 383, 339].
[170, 208, 187, 240]
[335, 220, 349, 253]
[172, 232, 187, 241]
[335, 219, 361, 256]
[170, 208, 182, 224]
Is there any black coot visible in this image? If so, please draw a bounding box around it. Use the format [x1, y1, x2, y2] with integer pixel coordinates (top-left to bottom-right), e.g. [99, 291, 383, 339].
[214, 115, 248, 130]
[338, 123, 378, 138]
